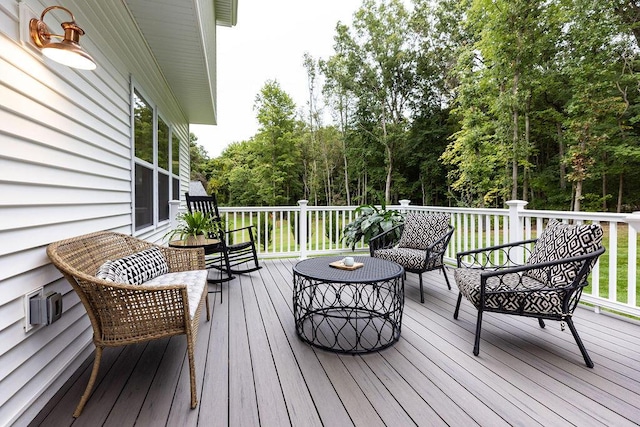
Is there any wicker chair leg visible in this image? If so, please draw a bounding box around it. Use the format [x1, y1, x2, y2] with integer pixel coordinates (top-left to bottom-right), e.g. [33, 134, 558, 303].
[473, 310, 483, 356]
[566, 317, 594, 368]
[73, 346, 103, 418]
[441, 265, 451, 290]
[187, 336, 198, 408]
[454, 293, 463, 319]
[538, 318, 545, 328]
[419, 274, 424, 303]
[205, 294, 211, 321]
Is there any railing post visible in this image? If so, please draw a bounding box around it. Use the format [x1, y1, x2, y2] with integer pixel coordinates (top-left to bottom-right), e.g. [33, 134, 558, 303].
[506, 200, 528, 264]
[298, 200, 308, 260]
[399, 199, 411, 213]
[625, 212, 640, 307]
[626, 211, 640, 232]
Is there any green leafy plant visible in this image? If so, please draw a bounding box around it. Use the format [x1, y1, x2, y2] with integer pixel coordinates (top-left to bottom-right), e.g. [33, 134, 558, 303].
[341, 202, 404, 250]
[165, 211, 219, 242]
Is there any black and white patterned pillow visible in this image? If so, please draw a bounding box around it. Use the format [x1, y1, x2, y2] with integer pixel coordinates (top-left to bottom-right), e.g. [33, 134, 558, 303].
[96, 259, 128, 283]
[96, 247, 169, 285]
[524, 219, 603, 287]
[398, 212, 451, 250]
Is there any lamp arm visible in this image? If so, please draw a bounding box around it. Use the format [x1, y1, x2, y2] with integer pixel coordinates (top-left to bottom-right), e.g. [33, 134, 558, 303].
[40, 5, 77, 23]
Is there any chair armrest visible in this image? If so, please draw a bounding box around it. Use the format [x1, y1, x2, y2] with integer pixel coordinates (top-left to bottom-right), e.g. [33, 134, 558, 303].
[425, 225, 455, 257]
[76, 278, 190, 342]
[369, 224, 404, 254]
[224, 225, 257, 235]
[456, 238, 538, 269]
[478, 246, 605, 293]
[159, 246, 206, 272]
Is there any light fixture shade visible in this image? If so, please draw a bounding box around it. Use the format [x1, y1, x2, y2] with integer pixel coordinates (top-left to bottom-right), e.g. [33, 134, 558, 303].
[42, 40, 96, 70]
[29, 6, 96, 70]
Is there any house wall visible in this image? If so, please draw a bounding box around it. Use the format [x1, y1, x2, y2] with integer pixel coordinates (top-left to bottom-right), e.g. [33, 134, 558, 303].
[0, 1, 197, 424]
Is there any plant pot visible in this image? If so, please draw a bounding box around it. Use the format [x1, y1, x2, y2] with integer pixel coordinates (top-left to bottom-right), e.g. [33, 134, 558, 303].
[185, 234, 206, 245]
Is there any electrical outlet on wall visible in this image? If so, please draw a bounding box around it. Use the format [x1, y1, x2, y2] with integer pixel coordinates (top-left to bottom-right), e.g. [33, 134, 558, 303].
[24, 287, 43, 332]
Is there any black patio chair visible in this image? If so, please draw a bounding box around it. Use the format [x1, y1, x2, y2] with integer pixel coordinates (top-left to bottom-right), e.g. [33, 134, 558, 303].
[453, 219, 604, 367]
[370, 212, 454, 303]
[185, 192, 261, 276]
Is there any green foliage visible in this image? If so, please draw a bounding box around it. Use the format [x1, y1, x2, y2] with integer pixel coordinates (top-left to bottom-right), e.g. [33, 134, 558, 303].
[341, 202, 404, 250]
[195, 0, 640, 213]
[256, 212, 274, 250]
[165, 211, 219, 241]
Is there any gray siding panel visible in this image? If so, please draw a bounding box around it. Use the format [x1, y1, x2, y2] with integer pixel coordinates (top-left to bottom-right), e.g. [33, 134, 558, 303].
[0, 1, 194, 424]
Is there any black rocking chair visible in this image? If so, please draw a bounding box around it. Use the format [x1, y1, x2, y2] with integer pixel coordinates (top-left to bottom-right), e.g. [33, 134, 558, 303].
[185, 192, 261, 278]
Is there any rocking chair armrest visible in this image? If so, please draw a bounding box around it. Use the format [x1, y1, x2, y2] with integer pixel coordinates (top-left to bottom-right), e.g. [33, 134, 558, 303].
[456, 238, 538, 268]
[222, 225, 257, 235]
[369, 224, 404, 253]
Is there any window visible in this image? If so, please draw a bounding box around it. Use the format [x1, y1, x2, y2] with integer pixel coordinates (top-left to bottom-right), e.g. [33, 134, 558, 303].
[134, 91, 154, 230]
[172, 134, 181, 200]
[133, 88, 182, 232]
[158, 117, 170, 222]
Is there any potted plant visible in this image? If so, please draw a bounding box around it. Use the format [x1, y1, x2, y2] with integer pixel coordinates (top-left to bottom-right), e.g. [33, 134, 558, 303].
[341, 202, 404, 250]
[165, 211, 219, 245]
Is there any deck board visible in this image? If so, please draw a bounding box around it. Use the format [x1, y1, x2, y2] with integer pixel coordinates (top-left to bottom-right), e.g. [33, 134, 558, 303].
[29, 258, 640, 426]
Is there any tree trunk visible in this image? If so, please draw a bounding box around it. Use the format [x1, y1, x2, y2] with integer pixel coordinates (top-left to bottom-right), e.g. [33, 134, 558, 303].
[522, 110, 530, 202]
[617, 174, 623, 213]
[557, 122, 566, 190]
[511, 72, 520, 201]
[602, 173, 607, 211]
[574, 180, 582, 212]
[341, 94, 351, 206]
[381, 105, 392, 204]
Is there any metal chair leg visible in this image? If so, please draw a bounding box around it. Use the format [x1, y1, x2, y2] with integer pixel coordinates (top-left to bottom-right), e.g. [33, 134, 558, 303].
[566, 317, 594, 368]
[473, 310, 483, 356]
[454, 293, 463, 319]
[441, 265, 452, 290]
[419, 273, 424, 303]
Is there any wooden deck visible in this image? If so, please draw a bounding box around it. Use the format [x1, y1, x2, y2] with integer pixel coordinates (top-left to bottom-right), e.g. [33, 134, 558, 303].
[30, 258, 640, 426]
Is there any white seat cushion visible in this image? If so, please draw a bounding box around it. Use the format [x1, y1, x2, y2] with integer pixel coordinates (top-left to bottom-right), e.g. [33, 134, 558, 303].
[145, 270, 208, 319]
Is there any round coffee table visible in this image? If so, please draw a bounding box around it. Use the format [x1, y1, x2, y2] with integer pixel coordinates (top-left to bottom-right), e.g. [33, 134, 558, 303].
[292, 256, 404, 354]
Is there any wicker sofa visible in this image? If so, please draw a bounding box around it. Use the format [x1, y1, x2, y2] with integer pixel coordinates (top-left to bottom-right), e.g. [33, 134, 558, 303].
[46, 231, 210, 417]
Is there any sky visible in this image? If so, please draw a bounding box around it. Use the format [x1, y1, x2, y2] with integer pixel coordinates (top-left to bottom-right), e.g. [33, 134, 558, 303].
[191, 0, 362, 158]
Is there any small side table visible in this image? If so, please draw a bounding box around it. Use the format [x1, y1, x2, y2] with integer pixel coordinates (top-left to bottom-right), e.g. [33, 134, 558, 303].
[169, 238, 234, 302]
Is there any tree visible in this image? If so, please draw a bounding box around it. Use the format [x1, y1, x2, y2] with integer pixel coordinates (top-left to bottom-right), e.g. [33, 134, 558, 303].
[253, 80, 303, 205]
[328, 0, 419, 203]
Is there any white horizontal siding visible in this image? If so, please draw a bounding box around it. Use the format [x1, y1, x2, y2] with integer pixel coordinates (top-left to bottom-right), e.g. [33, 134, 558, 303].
[0, 0, 196, 424]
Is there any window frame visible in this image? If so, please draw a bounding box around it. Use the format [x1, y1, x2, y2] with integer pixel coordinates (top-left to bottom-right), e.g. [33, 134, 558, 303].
[131, 83, 182, 234]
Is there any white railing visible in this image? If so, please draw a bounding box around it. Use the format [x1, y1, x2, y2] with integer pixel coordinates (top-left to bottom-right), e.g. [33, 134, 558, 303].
[171, 199, 640, 318]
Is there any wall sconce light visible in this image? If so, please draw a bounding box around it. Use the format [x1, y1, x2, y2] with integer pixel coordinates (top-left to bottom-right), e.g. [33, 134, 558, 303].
[29, 5, 96, 70]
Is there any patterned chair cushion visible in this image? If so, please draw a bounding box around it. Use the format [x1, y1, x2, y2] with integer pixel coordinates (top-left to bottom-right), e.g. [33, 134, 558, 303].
[373, 247, 443, 270]
[397, 212, 451, 250]
[524, 219, 603, 287]
[145, 270, 208, 319]
[454, 268, 565, 315]
[96, 247, 169, 285]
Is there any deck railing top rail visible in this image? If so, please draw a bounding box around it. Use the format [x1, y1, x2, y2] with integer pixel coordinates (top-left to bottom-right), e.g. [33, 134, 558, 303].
[170, 199, 639, 319]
